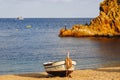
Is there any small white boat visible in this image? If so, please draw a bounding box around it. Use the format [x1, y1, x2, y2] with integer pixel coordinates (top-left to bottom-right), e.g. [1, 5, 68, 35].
[16, 16, 24, 20]
[43, 52, 76, 76]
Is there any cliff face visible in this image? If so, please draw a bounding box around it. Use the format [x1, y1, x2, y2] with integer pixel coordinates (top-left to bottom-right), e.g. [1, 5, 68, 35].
[59, 0, 120, 37]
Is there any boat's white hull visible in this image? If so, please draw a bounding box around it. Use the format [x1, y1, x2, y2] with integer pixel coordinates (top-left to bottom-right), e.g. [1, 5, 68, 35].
[16, 16, 24, 20]
[43, 61, 76, 76]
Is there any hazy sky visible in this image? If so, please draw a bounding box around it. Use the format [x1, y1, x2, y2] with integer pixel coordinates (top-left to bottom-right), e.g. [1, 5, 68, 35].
[0, 0, 103, 18]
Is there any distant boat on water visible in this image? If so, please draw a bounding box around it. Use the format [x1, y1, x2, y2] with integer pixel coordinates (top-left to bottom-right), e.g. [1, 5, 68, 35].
[26, 25, 32, 29]
[16, 16, 24, 20]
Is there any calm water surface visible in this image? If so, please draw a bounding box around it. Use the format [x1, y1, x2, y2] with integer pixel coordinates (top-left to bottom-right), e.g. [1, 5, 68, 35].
[0, 18, 120, 75]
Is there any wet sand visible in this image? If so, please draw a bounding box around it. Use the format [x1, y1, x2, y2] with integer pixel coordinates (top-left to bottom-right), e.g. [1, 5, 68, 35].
[0, 67, 120, 80]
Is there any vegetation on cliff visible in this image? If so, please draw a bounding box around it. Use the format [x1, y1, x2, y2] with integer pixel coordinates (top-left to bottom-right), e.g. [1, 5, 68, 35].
[59, 0, 120, 37]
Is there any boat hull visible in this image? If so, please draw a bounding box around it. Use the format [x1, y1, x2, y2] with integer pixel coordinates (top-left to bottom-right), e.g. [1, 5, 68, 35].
[43, 61, 76, 76]
[47, 70, 73, 77]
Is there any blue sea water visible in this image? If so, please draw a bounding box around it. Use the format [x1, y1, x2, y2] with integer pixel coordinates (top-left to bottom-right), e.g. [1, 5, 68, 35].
[0, 18, 120, 75]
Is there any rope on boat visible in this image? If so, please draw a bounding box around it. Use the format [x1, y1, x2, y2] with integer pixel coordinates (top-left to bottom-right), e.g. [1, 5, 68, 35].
[65, 57, 72, 69]
[65, 51, 72, 77]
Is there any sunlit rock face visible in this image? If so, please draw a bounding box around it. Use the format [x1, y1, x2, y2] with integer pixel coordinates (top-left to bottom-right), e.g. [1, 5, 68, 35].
[59, 0, 120, 37]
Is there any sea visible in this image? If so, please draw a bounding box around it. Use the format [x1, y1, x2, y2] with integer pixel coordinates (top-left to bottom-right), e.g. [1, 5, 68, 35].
[0, 18, 120, 75]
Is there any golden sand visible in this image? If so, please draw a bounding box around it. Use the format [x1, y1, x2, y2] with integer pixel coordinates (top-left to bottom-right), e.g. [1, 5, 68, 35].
[0, 67, 120, 80]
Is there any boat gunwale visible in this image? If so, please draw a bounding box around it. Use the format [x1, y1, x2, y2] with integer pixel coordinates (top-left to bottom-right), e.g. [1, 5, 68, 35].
[43, 60, 76, 66]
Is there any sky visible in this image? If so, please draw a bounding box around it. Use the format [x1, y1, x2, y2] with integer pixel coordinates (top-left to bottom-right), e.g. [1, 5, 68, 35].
[0, 0, 103, 18]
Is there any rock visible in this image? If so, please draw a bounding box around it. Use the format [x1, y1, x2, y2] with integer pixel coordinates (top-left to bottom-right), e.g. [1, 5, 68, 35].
[59, 0, 120, 37]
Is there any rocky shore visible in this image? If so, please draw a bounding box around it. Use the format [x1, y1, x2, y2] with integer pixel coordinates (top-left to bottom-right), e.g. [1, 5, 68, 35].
[59, 0, 120, 37]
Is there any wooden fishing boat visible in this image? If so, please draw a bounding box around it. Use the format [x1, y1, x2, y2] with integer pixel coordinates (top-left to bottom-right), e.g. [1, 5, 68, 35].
[43, 52, 76, 76]
[43, 60, 76, 76]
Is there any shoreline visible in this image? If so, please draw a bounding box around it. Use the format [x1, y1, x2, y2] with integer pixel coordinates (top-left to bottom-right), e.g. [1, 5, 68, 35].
[0, 67, 120, 80]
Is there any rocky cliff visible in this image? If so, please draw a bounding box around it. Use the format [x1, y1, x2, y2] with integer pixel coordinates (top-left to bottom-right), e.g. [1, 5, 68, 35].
[59, 0, 120, 37]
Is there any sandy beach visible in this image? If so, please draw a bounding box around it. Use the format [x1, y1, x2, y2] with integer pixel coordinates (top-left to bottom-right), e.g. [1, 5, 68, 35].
[0, 67, 120, 80]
